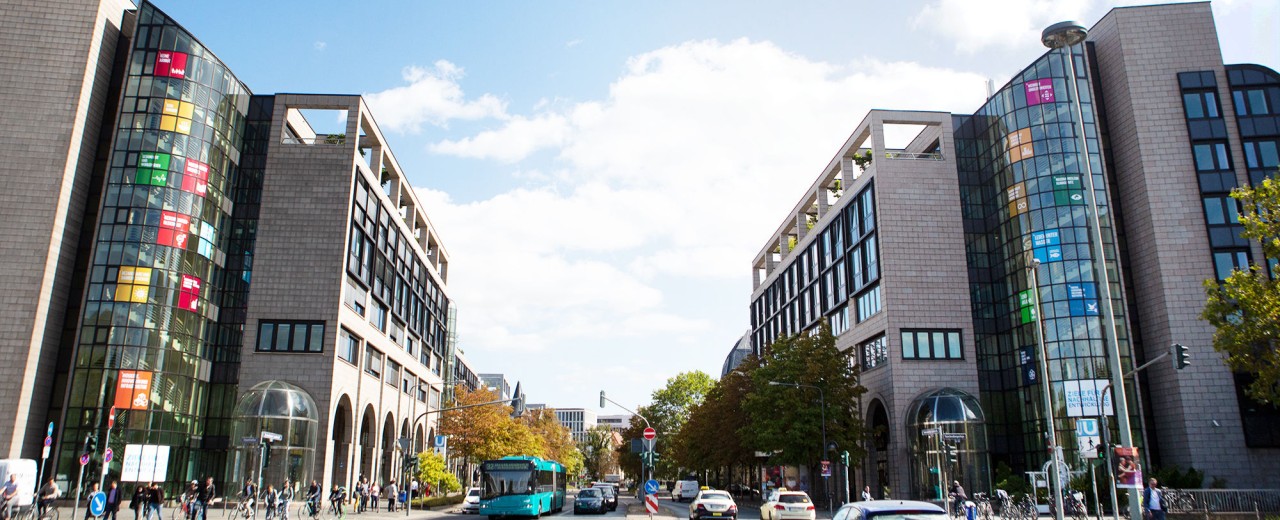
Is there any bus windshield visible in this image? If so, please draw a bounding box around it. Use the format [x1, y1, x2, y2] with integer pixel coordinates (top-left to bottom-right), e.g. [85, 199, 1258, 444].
[481, 470, 535, 500]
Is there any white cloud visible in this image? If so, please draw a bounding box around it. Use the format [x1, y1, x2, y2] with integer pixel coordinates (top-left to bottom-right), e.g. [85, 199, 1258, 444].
[314, 41, 326, 51]
[912, 0, 1092, 54]
[411, 39, 987, 386]
[566, 39, 583, 48]
[364, 61, 508, 133]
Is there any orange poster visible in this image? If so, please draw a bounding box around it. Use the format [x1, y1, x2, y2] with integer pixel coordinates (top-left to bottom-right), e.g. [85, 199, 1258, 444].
[113, 370, 153, 410]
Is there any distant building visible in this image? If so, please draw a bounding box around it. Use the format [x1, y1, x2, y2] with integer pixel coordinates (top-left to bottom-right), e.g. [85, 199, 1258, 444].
[479, 373, 512, 399]
[597, 414, 634, 433]
[720, 332, 752, 377]
[555, 408, 598, 443]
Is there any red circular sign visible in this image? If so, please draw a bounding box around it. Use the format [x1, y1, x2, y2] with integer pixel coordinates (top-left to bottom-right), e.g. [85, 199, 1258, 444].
[643, 427, 656, 440]
[79, 454, 90, 466]
[104, 448, 114, 463]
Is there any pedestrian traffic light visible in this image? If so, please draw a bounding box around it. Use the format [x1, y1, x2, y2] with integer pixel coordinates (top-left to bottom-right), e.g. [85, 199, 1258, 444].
[1173, 343, 1190, 370]
[841, 451, 850, 465]
[82, 433, 97, 454]
[945, 444, 958, 464]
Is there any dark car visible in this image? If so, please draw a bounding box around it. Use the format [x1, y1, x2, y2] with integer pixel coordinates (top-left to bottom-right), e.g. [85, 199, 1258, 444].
[575, 488, 608, 515]
[834, 500, 947, 520]
[595, 485, 618, 511]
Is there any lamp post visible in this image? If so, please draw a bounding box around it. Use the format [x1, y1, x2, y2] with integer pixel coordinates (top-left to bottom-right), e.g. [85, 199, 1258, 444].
[1027, 258, 1065, 520]
[599, 391, 653, 499]
[1042, 21, 1141, 520]
[768, 381, 829, 513]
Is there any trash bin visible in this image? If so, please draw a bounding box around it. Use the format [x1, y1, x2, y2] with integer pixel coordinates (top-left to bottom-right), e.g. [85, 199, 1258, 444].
[965, 501, 977, 520]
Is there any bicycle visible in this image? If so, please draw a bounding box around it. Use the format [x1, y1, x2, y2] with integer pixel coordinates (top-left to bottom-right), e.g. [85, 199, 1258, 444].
[326, 501, 344, 520]
[973, 493, 994, 520]
[226, 496, 254, 520]
[1163, 488, 1195, 513]
[16, 504, 58, 520]
[173, 496, 198, 520]
[297, 500, 320, 520]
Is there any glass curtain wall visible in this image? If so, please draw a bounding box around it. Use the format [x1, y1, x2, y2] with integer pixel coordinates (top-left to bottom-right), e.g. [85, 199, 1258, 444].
[956, 43, 1139, 476]
[57, 1, 252, 493]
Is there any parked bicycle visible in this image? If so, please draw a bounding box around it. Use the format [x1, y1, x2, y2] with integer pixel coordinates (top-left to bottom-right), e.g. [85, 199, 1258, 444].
[972, 492, 994, 520]
[1163, 488, 1196, 513]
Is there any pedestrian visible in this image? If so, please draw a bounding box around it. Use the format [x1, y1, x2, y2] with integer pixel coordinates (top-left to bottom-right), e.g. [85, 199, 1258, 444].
[861, 486, 873, 501]
[1143, 478, 1166, 520]
[197, 477, 216, 520]
[385, 480, 397, 513]
[370, 483, 379, 511]
[106, 481, 122, 520]
[84, 482, 101, 520]
[147, 482, 164, 520]
[410, 479, 418, 500]
[355, 479, 366, 514]
[130, 486, 146, 520]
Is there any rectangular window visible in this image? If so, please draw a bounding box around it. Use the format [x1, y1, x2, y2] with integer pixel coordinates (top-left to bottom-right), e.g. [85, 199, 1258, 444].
[373, 303, 388, 332]
[365, 348, 383, 378]
[1182, 91, 1219, 119]
[860, 334, 888, 371]
[344, 276, 367, 316]
[900, 329, 964, 360]
[386, 360, 400, 387]
[1244, 140, 1280, 170]
[256, 320, 325, 353]
[856, 284, 881, 322]
[1214, 251, 1249, 281]
[338, 327, 360, 365]
[1194, 143, 1231, 171]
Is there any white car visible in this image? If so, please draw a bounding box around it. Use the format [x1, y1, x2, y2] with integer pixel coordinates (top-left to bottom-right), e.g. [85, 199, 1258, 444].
[461, 487, 481, 514]
[761, 491, 815, 520]
[689, 490, 738, 520]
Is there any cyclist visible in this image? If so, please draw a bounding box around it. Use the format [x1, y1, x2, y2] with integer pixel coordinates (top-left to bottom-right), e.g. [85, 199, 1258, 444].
[195, 478, 215, 520]
[38, 478, 61, 519]
[262, 486, 278, 520]
[947, 481, 967, 519]
[278, 481, 293, 520]
[304, 482, 319, 519]
[327, 486, 345, 518]
[1, 475, 19, 520]
[182, 481, 198, 520]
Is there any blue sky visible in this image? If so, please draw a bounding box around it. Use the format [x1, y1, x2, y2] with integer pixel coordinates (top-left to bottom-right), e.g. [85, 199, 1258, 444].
[155, 0, 1277, 413]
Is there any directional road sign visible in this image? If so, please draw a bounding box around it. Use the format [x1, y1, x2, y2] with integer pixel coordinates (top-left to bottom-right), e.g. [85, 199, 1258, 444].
[645, 480, 660, 495]
[89, 491, 107, 517]
[645, 495, 659, 514]
[643, 427, 656, 440]
[921, 428, 939, 436]
[47, 422, 54, 436]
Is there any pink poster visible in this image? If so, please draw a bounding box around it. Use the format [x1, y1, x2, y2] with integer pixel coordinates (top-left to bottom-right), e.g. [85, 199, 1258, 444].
[1025, 78, 1056, 106]
[182, 158, 209, 196]
[178, 274, 201, 312]
[157, 211, 191, 249]
[155, 51, 189, 79]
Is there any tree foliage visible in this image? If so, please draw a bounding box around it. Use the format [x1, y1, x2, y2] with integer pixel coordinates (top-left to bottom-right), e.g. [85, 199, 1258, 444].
[415, 451, 461, 494]
[1202, 177, 1280, 404]
[524, 408, 583, 476]
[614, 406, 651, 479]
[647, 371, 716, 478]
[440, 385, 546, 462]
[580, 424, 619, 481]
[742, 326, 868, 468]
[672, 356, 759, 472]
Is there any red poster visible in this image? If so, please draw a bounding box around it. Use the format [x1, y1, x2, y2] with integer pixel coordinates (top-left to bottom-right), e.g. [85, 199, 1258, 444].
[178, 274, 201, 312]
[182, 159, 209, 196]
[157, 211, 191, 249]
[113, 370, 153, 410]
[155, 51, 188, 79]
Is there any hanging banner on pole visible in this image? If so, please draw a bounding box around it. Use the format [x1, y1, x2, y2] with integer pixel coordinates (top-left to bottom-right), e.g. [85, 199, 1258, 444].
[1112, 446, 1143, 489]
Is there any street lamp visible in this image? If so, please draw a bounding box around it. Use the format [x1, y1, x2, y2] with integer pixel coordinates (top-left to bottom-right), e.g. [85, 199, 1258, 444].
[599, 390, 653, 499]
[768, 381, 830, 513]
[1026, 258, 1065, 520]
[1042, 20, 1140, 520]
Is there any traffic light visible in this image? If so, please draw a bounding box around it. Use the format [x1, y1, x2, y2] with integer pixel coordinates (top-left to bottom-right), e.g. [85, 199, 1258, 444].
[82, 433, 97, 454]
[841, 450, 850, 466]
[1173, 343, 1190, 370]
[945, 444, 958, 464]
[599, 391, 606, 409]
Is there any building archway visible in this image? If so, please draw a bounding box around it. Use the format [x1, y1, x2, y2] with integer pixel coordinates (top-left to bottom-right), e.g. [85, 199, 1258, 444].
[414, 424, 426, 454]
[331, 395, 353, 486]
[381, 414, 396, 482]
[359, 405, 376, 480]
[866, 398, 890, 499]
[905, 388, 990, 500]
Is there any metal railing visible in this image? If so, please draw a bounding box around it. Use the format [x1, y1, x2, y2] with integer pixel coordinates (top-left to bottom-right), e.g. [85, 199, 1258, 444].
[884, 151, 944, 160]
[281, 135, 346, 145]
[1168, 489, 1280, 514]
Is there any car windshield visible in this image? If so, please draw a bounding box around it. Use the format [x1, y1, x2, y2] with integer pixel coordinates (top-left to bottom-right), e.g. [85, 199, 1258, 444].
[597, 487, 615, 497]
[467, 489, 480, 497]
[701, 492, 732, 501]
[578, 489, 601, 498]
[480, 470, 534, 499]
[780, 495, 811, 503]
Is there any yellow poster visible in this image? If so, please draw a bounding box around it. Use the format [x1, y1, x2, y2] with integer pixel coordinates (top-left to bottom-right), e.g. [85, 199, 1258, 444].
[1007, 182, 1028, 216]
[1006, 128, 1034, 163]
[115, 266, 152, 303]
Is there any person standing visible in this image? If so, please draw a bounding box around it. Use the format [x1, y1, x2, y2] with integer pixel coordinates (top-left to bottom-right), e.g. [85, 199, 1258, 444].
[130, 486, 146, 520]
[196, 477, 216, 520]
[106, 481, 123, 520]
[384, 481, 397, 513]
[1143, 479, 1166, 520]
[861, 486, 873, 501]
[2, 475, 20, 520]
[369, 483, 379, 513]
[410, 480, 418, 501]
[83, 482, 101, 520]
[146, 482, 164, 520]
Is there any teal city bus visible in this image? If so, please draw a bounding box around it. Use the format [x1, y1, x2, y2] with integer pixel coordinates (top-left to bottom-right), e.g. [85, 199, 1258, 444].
[478, 456, 567, 518]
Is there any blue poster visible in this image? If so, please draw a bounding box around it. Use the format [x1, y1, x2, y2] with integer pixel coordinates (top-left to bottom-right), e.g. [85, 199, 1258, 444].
[1033, 245, 1063, 263]
[1067, 283, 1097, 300]
[1069, 299, 1100, 316]
[1031, 229, 1061, 247]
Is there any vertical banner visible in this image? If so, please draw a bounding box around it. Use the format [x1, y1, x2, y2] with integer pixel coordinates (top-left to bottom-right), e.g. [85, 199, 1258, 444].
[113, 370, 153, 410]
[178, 274, 202, 312]
[1113, 446, 1143, 489]
[155, 51, 189, 79]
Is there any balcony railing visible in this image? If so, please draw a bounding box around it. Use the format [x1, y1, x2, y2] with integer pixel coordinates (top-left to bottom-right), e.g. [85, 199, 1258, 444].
[884, 151, 944, 160]
[282, 134, 346, 145]
[1166, 489, 1280, 514]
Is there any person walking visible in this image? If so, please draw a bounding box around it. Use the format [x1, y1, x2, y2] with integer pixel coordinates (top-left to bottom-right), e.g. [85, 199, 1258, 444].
[130, 486, 146, 520]
[384, 481, 397, 513]
[353, 480, 365, 514]
[146, 482, 164, 520]
[1143, 479, 1166, 520]
[369, 483, 379, 513]
[196, 477, 216, 520]
[106, 481, 123, 520]
[279, 480, 294, 520]
[83, 482, 101, 520]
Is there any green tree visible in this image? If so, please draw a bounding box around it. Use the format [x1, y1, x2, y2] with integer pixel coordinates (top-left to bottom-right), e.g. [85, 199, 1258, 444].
[614, 406, 651, 480]
[580, 425, 618, 481]
[524, 408, 582, 475]
[1202, 177, 1280, 404]
[742, 326, 868, 469]
[673, 356, 759, 474]
[440, 385, 546, 462]
[648, 371, 716, 478]
[415, 451, 461, 494]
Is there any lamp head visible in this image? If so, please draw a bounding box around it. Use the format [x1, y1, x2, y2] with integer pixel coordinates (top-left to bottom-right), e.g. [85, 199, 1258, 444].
[1042, 21, 1088, 49]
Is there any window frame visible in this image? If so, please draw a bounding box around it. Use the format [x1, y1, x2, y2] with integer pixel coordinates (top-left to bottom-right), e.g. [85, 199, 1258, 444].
[255, 320, 325, 353]
[900, 329, 964, 360]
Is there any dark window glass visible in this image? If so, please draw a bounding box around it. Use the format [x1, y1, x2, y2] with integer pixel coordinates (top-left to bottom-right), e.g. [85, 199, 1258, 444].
[338, 328, 359, 364]
[861, 335, 888, 371]
[1214, 251, 1249, 281]
[256, 320, 325, 353]
[901, 329, 964, 360]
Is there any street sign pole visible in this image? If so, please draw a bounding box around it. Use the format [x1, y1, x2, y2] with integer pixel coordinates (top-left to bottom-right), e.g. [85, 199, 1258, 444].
[73, 453, 89, 520]
[100, 408, 115, 488]
[35, 422, 53, 501]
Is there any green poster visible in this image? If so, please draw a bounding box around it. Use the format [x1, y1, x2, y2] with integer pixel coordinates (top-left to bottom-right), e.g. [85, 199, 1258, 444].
[1018, 289, 1033, 307]
[139, 152, 171, 170]
[135, 168, 168, 186]
[1021, 305, 1037, 324]
[1053, 174, 1085, 205]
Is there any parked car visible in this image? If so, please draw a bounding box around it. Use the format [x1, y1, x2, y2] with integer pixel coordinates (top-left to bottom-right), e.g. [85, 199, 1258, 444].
[761, 490, 815, 520]
[461, 487, 482, 514]
[833, 500, 947, 520]
[689, 490, 738, 520]
[674, 481, 701, 502]
[575, 488, 608, 515]
[595, 484, 618, 511]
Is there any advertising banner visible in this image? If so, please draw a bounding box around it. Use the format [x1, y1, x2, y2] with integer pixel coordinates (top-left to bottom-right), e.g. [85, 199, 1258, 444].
[1063, 379, 1113, 417]
[1018, 290, 1038, 324]
[113, 370, 153, 410]
[1025, 78, 1056, 106]
[1006, 128, 1034, 162]
[1053, 174, 1085, 205]
[135, 152, 171, 187]
[182, 158, 209, 196]
[1031, 229, 1063, 263]
[1113, 446, 1143, 489]
[157, 211, 191, 249]
[1007, 183, 1028, 216]
[115, 267, 152, 303]
[178, 274, 202, 312]
[155, 51, 188, 79]
[121, 444, 170, 482]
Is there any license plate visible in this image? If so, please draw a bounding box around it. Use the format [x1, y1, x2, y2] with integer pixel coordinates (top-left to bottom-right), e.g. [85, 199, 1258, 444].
[713, 514, 722, 517]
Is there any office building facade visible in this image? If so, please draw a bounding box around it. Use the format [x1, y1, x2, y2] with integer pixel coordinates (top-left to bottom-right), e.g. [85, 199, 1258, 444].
[555, 408, 598, 444]
[748, 2, 1280, 499]
[0, 0, 461, 493]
